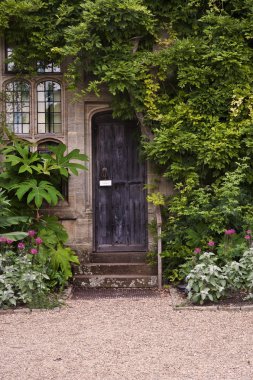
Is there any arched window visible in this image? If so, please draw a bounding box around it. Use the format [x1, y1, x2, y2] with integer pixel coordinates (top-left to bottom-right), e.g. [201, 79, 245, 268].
[37, 140, 59, 154]
[5, 81, 30, 134]
[37, 81, 61, 134]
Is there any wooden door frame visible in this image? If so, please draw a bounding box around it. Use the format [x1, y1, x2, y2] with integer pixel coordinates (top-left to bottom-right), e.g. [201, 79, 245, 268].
[92, 111, 148, 252]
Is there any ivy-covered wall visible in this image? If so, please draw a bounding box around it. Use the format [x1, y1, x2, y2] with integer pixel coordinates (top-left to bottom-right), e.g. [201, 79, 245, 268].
[1, 1, 253, 275]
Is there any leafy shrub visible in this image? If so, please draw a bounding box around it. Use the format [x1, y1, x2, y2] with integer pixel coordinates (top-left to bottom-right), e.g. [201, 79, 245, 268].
[223, 261, 245, 291]
[0, 188, 29, 240]
[0, 218, 79, 309]
[0, 139, 85, 304]
[0, 250, 49, 308]
[186, 248, 253, 304]
[0, 141, 88, 218]
[224, 248, 253, 297]
[217, 230, 248, 264]
[162, 248, 196, 283]
[186, 252, 227, 305]
[35, 216, 80, 288]
[167, 226, 251, 286]
[239, 248, 253, 292]
[2, 0, 253, 305]
[160, 158, 253, 281]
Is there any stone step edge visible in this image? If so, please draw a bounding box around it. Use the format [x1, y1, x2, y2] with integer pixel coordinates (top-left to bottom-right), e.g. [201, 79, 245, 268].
[74, 275, 158, 288]
[82, 263, 154, 267]
[91, 252, 147, 257]
[74, 274, 158, 278]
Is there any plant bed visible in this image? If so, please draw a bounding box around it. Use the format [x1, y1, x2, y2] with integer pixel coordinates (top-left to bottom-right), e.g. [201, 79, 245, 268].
[170, 286, 253, 310]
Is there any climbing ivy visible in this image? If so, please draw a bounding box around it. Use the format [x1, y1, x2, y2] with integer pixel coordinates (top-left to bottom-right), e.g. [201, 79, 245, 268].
[1, 0, 253, 276]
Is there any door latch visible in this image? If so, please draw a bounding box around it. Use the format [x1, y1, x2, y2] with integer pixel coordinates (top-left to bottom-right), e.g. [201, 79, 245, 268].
[101, 167, 108, 179]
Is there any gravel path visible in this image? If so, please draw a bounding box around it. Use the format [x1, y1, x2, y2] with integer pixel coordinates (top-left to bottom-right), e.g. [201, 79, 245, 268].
[1, 294, 253, 380]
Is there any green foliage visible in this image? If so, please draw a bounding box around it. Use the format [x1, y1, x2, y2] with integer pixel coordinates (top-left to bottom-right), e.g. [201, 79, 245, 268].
[186, 252, 227, 304]
[27, 292, 60, 310]
[147, 192, 165, 206]
[0, 250, 49, 308]
[35, 216, 79, 288]
[217, 234, 248, 263]
[238, 248, 253, 292]
[0, 232, 28, 241]
[223, 261, 245, 291]
[224, 248, 253, 294]
[36, 215, 68, 245]
[4, 143, 40, 174]
[12, 179, 63, 209]
[0, 188, 11, 217]
[45, 144, 88, 177]
[0, 141, 88, 214]
[0, 216, 79, 307]
[49, 244, 80, 287]
[0, 188, 29, 239]
[187, 248, 253, 304]
[0, 138, 85, 298]
[161, 161, 253, 277]
[1, 1, 253, 282]
[162, 247, 194, 283]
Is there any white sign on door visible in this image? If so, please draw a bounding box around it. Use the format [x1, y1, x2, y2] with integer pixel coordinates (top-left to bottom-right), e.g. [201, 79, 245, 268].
[99, 180, 112, 187]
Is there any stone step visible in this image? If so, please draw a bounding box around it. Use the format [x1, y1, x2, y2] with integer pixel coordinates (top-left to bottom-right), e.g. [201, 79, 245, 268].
[74, 275, 158, 288]
[91, 252, 147, 263]
[78, 263, 157, 276]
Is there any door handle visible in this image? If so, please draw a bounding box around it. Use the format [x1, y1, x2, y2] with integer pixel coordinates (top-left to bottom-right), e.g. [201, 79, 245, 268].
[101, 167, 108, 179]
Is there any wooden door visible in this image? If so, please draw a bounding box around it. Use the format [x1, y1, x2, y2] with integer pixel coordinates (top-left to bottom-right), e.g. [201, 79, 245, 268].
[93, 113, 147, 252]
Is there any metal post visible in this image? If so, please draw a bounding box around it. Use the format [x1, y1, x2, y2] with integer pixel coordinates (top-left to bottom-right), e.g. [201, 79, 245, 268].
[156, 206, 162, 290]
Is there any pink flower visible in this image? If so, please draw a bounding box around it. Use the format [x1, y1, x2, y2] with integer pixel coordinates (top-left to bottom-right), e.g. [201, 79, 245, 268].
[208, 241, 215, 247]
[6, 239, 14, 245]
[245, 235, 251, 240]
[35, 237, 43, 245]
[194, 247, 201, 254]
[225, 229, 236, 235]
[247, 230, 252, 235]
[18, 242, 25, 250]
[28, 230, 36, 237]
[0, 237, 7, 243]
[30, 248, 38, 255]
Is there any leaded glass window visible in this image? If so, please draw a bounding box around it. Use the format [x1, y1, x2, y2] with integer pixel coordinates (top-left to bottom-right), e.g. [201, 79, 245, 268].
[37, 81, 62, 134]
[5, 48, 61, 73]
[5, 81, 30, 134]
[6, 47, 15, 72]
[37, 62, 61, 73]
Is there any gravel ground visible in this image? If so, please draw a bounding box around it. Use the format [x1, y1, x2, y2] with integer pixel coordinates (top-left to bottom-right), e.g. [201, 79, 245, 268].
[1, 294, 253, 380]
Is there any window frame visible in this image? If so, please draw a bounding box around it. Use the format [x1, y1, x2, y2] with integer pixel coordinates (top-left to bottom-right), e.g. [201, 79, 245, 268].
[36, 80, 62, 135]
[5, 80, 31, 135]
[5, 45, 61, 75]
[5, 46, 16, 73]
[3, 77, 64, 138]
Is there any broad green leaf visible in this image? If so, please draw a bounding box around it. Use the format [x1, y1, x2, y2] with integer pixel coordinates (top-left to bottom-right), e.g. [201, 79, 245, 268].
[0, 232, 28, 241]
[15, 181, 35, 200]
[19, 165, 32, 174]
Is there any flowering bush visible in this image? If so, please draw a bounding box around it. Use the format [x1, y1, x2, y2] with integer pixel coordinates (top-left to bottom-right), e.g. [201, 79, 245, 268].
[0, 223, 79, 295]
[186, 248, 253, 304]
[0, 140, 84, 308]
[0, 229, 70, 308]
[0, 250, 49, 308]
[215, 229, 248, 263]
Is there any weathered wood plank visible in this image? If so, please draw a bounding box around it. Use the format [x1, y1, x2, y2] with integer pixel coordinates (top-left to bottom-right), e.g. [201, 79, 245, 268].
[93, 113, 147, 251]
